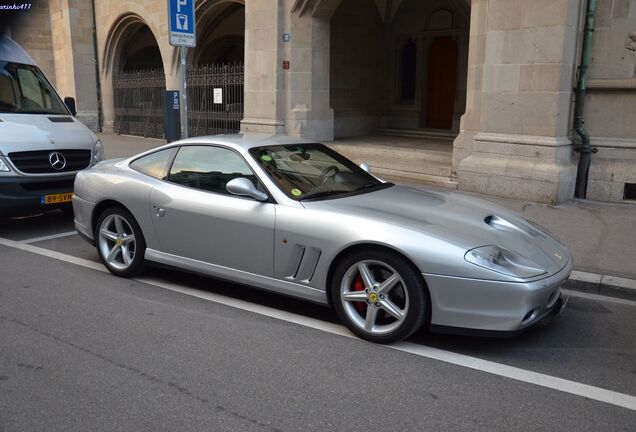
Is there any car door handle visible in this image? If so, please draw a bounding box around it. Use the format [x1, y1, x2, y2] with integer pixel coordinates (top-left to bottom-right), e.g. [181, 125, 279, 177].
[155, 207, 165, 217]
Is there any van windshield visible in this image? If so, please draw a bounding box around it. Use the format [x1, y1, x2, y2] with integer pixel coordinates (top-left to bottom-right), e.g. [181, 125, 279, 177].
[0, 62, 68, 115]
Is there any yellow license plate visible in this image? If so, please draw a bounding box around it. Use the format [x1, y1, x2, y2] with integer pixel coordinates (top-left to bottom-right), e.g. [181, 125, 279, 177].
[41, 192, 73, 205]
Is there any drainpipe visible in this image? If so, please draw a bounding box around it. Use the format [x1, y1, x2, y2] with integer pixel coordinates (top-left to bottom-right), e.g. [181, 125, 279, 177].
[90, 0, 103, 132]
[573, 0, 597, 199]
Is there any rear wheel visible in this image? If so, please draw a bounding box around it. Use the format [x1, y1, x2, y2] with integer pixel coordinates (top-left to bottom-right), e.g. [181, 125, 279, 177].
[96, 207, 146, 277]
[331, 249, 428, 343]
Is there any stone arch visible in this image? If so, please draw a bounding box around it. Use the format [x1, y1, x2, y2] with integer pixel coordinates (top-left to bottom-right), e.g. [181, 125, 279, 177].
[101, 12, 168, 137]
[102, 12, 167, 76]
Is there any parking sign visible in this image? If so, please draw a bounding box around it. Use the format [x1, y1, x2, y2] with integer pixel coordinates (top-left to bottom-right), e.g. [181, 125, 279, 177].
[168, 0, 196, 47]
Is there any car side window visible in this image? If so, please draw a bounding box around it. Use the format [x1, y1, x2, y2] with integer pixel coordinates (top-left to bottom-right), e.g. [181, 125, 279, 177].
[167, 146, 258, 196]
[130, 148, 176, 180]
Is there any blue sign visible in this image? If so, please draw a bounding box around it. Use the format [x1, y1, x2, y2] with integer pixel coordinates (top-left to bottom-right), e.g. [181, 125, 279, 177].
[168, 0, 196, 47]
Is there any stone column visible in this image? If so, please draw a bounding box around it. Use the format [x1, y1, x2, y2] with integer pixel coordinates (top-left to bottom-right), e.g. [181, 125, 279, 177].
[48, 0, 100, 131]
[284, 1, 334, 141]
[241, 0, 286, 134]
[454, 0, 580, 204]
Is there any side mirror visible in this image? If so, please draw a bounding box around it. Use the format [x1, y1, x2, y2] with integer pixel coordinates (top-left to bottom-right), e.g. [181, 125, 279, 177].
[64, 97, 77, 116]
[226, 177, 268, 202]
[359, 162, 371, 173]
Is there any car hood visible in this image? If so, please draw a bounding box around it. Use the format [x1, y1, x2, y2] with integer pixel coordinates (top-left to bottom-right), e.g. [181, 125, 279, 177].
[0, 113, 95, 154]
[302, 185, 571, 276]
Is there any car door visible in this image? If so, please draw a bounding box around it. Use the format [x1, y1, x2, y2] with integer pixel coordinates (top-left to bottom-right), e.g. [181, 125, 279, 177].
[149, 145, 275, 277]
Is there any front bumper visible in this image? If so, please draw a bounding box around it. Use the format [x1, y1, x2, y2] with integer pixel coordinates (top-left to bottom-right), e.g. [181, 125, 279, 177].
[424, 259, 572, 334]
[0, 175, 75, 217]
[72, 194, 96, 244]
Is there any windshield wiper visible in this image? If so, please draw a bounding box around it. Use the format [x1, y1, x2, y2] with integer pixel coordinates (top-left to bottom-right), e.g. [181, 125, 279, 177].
[301, 190, 347, 201]
[356, 181, 380, 191]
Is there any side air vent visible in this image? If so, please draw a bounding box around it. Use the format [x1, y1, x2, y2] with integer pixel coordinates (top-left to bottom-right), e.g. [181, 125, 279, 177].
[296, 247, 322, 283]
[285, 245, 305, 279]
[48, 116, 74, 123]
[285, 245, 322, 283]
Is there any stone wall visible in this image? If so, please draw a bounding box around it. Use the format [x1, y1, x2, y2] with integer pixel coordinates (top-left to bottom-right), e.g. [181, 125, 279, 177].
[9, 0, 56, 84]
[584, 0, 636, 202]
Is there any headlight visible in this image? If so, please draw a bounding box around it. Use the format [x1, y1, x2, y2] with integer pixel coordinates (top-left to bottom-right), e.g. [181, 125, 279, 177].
[93, 139, 104, 165]
[465, 246, 546, 279]
[0, 156, 10, 172]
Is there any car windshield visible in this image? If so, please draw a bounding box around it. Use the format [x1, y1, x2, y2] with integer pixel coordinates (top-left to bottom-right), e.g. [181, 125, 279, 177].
[249, 143, 392, 201]
[0, 61, 68, 115]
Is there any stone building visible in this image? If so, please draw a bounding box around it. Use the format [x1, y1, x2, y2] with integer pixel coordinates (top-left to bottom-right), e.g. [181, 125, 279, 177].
[4, 0, 636, 204]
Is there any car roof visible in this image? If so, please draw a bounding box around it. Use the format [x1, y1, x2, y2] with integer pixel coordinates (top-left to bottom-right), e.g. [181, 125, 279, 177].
[174, 133, 318, 151]
[0, 36, 37, 66]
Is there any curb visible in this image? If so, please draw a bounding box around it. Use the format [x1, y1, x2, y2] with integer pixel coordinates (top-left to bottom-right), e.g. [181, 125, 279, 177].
[565, 271, 636, 301]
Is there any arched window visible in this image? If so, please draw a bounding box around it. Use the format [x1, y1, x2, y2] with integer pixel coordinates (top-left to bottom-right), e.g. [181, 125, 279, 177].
[400, 39, 417, 101]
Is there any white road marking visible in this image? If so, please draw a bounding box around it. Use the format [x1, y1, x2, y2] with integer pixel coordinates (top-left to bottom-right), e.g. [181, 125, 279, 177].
[21, 231, 78, 244]
[1, 236, 635, 411]
[0, 236, 106, 272]
[562, 288, 636, 307]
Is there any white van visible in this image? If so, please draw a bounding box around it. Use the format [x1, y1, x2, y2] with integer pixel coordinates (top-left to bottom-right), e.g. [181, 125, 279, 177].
[0, 36, 103, 217]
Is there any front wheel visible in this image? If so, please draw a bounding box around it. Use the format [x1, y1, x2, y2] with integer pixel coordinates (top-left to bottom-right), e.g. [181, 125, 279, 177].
[96, 207, 146, 277]
[331, 249, 428, 343]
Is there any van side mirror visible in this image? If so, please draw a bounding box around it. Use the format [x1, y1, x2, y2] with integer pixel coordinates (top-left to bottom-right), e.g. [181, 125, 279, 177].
[64, 97, 77, 116]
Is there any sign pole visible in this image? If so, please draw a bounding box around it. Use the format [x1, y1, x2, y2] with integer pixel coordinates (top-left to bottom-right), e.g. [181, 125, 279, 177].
[168, 0, 196, 139]
[180, 45, 188, 139]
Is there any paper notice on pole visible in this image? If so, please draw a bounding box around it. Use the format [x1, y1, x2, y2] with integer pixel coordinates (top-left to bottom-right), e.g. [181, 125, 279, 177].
[214, 88, 223, 104]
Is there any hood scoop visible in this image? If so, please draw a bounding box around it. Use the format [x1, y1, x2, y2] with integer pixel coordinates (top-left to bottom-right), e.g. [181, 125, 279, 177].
[485, 215, 527, 234]
[48, 116, 74, 123]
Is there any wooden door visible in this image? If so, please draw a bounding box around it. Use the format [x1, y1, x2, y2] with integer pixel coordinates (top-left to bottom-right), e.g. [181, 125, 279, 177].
[425, 36, 458, 130]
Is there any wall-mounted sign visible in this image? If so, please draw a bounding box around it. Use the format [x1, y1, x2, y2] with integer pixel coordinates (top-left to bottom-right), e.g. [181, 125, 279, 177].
[283, 33, 291, 42]
[214, 88, 223, 104]
[282, 60, 290, 70]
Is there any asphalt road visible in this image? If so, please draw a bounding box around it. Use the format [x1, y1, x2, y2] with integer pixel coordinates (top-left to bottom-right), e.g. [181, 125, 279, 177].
[1, 210, 635, 431]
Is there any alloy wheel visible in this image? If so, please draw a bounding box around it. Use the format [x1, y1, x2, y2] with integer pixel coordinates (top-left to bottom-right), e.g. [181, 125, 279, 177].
[339, 259, 409, 336]
[98, 214, 136, 271]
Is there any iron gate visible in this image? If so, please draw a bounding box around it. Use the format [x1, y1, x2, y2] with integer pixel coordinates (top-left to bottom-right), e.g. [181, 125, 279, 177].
[112, 63, 244, 139]
[187, 63, 244, 136]
[113, 69, 166, 139]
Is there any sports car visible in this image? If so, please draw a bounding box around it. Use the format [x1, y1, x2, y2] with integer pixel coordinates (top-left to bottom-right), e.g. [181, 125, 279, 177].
[73, 135, 570, 343]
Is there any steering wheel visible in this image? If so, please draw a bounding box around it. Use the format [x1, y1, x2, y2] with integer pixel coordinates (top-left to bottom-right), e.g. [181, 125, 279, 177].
[318, 165, 340, 186]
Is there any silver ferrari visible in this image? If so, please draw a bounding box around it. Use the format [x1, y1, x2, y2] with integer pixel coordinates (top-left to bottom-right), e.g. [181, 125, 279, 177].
[73, 135, 570, 343]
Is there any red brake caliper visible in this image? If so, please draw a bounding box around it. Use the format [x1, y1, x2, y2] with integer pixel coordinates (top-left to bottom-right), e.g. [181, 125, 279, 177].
[353, 275, 367, 314]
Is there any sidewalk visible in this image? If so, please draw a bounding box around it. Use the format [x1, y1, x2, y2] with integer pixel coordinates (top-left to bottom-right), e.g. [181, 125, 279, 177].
[98, 133, 636, 299]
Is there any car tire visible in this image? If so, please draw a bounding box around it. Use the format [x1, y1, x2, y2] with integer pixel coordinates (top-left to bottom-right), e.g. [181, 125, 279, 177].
[331, 249, 428, 344]
[95, 207, 146, 277]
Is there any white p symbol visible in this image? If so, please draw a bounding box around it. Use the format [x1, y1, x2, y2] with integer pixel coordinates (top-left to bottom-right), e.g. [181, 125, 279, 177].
[177, 0, 187, 13]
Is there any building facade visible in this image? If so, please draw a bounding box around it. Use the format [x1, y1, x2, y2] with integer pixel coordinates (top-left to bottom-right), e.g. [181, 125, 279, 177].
[5, 0, 636, 204]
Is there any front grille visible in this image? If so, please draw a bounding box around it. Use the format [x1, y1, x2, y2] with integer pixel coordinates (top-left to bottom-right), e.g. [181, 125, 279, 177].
[9, 149, 91, 174]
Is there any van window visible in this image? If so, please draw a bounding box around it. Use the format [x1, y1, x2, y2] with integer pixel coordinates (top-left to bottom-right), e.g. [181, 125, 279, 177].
[0, 62, 68, 115]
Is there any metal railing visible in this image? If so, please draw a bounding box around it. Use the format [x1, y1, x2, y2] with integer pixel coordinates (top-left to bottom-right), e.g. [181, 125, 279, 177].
[112, 63, 244, 139]
[113, 69, 166, 139]
[187, 63, 244, 136]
